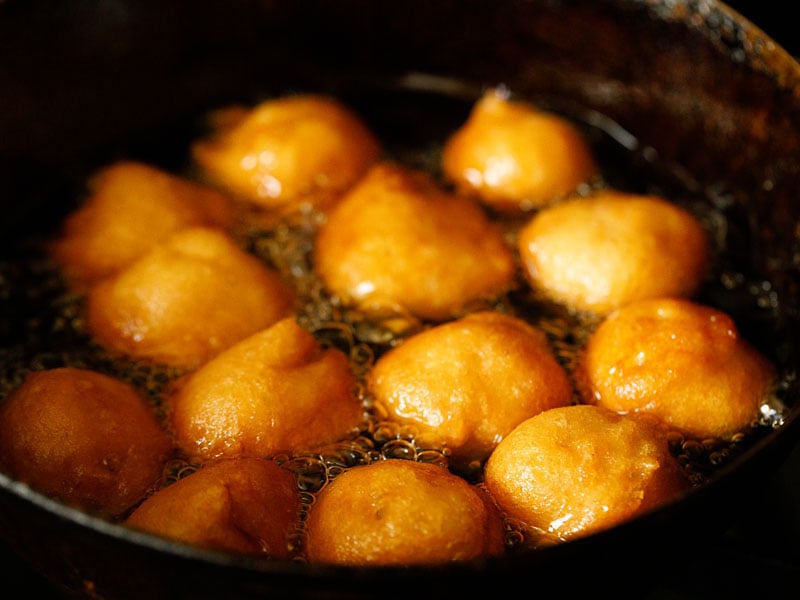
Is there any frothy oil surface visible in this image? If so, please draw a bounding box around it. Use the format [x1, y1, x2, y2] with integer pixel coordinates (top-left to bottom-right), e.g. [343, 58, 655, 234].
[0, 87, 794, 559]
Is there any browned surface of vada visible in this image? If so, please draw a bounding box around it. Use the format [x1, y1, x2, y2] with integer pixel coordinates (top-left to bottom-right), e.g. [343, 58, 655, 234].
[578, 297, 776, 439]
[125, 457, 300, 557]
[442, 88, 598, 212]
[484, 404, 690, 546]
[517, 190, 710, 314]
[0, 367, 172, 517]
[168, 317, 362, 461]
[86, 226, 295, 370]
[192, 94, 381, 211]
[368, 311, 573, 467]
[51, 161, 235, 290]
[304, 459, 505, 566]
[314, 162, 516, 322]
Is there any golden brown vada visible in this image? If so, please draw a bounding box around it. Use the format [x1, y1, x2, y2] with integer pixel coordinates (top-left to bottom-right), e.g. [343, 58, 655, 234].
[578, 297, 776, 439]
[192, 94, 381, 212]
[168, 317, 363, 461]
[0, 367, 172, 518]
[517, 190, 710, 314]
[484, 404, 690, 546]
[85, 226, 295, 370]
[442, 88, 599, 213]
[125, 457, 300, 557]
[304, 459, 505, 565]
[314, 162, 516, 322]
[51, 160, 235, 290]
[368, 311, 573, 467]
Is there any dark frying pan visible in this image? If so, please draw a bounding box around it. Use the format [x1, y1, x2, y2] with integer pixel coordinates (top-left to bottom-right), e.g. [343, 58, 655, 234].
[2, 1, 800, 597]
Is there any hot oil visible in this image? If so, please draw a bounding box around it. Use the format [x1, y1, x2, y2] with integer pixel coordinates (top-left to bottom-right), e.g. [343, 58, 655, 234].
[0, 83, 793, 557]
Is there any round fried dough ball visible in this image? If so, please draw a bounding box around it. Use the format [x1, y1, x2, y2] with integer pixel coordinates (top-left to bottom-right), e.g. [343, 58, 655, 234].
[314, 162, 516, 322]
[168, 317, 362, 461]
[442, 88, 598, 213]
[304, 459, 505, 566]
[51, 161, 235, 290]
[192, 94, 381, 211]
[0, 367, 172, 518]
[86, 226, 295, 370]
[517, 190, 710, 314]
[484, 404, 690, 546]
[368, 311, 573, 468]
[125, 457, 300, 557]
[578, 297, 776, 439]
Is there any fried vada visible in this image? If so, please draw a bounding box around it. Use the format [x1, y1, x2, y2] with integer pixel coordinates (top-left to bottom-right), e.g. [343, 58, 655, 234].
[314, 162, 516, 322]
[192, 94, 381, 213]
[517, 190, 710, 314]
[0, 367, 172, 518]
[86, 226, 295, 370]
[168, 317, 363, 461]
[368, 310, 573, 468]
[304, 458, 505, 565]
[484, 404, 690, 546]
[578, 297, 776, 439]
[126, 457, 300, 557]
[442, 87, 598, 213]
[51, 160, 235, 290]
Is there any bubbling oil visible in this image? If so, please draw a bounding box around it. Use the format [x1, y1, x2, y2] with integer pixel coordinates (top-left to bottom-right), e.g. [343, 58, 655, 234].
[0, 85, 793, 558]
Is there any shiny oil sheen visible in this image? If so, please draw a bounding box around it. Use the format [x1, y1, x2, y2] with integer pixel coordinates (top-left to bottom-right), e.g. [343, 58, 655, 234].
[1, 1, 799, 598]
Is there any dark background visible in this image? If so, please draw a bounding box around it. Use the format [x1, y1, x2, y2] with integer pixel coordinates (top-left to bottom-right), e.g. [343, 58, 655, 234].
[726, 2, 797, 55]
[678, 0, 800, 587]
[1, 2, 799, 598]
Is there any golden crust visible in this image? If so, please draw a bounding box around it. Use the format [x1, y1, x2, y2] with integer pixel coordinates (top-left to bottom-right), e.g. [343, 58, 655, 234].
[484, 404, 690, 546]
[517, 190, 710, 314]
[0, 367, 172, 517]
[51, 161, 235, 290]
[442, 88, 598, 212]
[577, 297, 776, 439]
[86, 226, 295, 370]
[192, 94, 381, 211]
[314, 162, 516, 322]
[125, 457, 300, 557]
[21, 90, 782, 561]
[168, 317, 362, 460]
[304, 459, 506, 565]
[368, 311, 573, 467]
